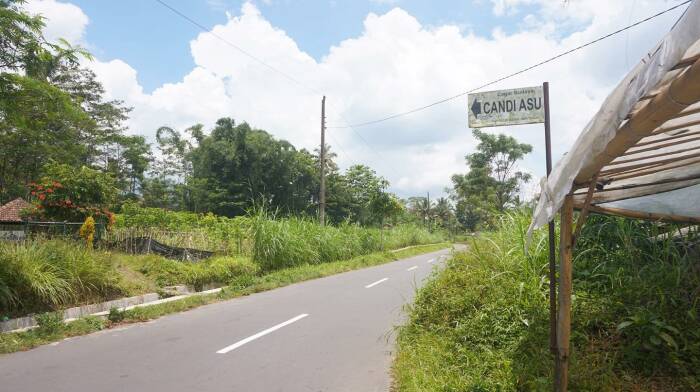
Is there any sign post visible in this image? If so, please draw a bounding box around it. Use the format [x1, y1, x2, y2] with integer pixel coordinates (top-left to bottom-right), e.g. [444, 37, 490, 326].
[468, 83, 557, 386]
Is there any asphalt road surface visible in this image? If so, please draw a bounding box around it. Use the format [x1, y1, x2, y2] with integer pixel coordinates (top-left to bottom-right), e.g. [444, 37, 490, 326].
[0, 246, 459, 392]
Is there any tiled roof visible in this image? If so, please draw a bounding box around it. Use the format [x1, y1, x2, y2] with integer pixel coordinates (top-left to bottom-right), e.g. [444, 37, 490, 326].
[0, 198, 31, 222]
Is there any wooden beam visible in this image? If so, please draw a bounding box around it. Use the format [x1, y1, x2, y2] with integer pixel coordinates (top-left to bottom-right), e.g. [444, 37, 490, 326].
[573, 176, 598, 246]
[556, 195, 574, 392]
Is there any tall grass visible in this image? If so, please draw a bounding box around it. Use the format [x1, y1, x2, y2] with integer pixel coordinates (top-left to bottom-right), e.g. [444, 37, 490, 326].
[394, 210, 700, 391]
[0, 239, 124, 317]
[250, 210, 445, 270]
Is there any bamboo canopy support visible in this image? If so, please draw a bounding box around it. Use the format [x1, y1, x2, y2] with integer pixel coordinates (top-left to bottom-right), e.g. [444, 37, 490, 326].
[575, 58, 700, 184]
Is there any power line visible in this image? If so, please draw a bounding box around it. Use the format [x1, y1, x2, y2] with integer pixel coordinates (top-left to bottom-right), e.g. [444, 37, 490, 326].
[327, 106, 401, 177]
[154, 0, 322, 96]
[154, 0, 395, 170]
[327, 0, 692, 129]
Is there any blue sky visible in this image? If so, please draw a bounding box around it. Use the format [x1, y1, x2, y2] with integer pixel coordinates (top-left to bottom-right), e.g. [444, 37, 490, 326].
[29, 0, 689, 198]
[71, 0, 541, 93]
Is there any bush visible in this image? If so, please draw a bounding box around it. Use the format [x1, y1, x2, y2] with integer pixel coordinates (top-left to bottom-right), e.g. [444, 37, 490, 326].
[107, 307, 125, 323]
[0, 239, 125, 316]
[35, 312, 65, 334]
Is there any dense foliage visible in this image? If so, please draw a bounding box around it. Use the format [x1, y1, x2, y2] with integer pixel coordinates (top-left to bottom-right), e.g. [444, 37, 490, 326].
[394, 212, 700, 391]
[451, 129, 532, 230]
[0, 1, 146, 204]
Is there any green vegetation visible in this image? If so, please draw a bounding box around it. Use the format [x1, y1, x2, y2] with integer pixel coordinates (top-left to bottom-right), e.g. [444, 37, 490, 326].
[250, 212, 444, 270]
[451, 129, 533, 231]
[394, 212, 700, 391]
[0, 243, 450, 354]
[0, 239, 125, 317]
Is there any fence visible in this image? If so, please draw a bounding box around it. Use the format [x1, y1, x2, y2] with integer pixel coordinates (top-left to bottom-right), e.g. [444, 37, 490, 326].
[0, 221, 106, 241]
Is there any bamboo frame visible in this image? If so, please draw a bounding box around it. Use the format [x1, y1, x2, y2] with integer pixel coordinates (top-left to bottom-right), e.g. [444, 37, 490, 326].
[633, 127, 700, 147]
[622, 135, 700, 156]
[555, 195, 574, 392]
[575, 57, 700, 184]
[573, 176, 598, 245]
[611, 144, 700, 166]
[574, 203, 700, 224]
[651, 117, 700, 135]
[604, 157, 700, 182]
[573, 178, 700, 204]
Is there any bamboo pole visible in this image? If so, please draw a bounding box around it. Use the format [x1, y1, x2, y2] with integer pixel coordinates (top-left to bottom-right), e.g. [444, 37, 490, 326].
[606, 157, 700, 182]
[624, 135, 700, 155]
[556, 195, 574, 392]
[575, 57, 700, 184]
[573, 178, 700, 204]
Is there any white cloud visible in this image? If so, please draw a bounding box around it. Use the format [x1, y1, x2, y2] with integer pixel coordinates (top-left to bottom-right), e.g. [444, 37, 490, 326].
[24, 0, 88, 43]
[34, 1, 688, 198]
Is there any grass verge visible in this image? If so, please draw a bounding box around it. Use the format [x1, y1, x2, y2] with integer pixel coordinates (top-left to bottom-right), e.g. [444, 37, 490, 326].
[393, 212, 700, 391]
[0, 243, 451, 354]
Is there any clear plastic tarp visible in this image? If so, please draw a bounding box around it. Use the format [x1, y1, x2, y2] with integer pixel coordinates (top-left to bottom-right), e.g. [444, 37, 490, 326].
[529, 1, 700, 231]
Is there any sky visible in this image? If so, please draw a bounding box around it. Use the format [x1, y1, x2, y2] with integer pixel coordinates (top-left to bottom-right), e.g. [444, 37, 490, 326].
[22, 0, 692, 199]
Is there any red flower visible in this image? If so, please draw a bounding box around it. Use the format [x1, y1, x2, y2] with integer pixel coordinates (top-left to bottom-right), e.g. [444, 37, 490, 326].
[31, 191, 36, 195]
[38, 194, 46, 201]
[46, 188, 54, 193]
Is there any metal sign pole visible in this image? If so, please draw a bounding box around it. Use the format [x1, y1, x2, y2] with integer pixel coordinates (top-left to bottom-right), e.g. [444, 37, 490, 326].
[543, 82, 559, 388]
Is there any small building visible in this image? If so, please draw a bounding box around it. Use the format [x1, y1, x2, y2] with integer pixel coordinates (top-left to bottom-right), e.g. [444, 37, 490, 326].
[0, 198, 31, 240]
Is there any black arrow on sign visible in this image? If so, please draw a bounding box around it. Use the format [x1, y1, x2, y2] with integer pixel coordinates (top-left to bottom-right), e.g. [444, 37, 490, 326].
[470, 99, 482, 117]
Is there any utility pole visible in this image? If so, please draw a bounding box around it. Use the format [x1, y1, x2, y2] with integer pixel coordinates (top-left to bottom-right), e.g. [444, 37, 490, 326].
[319, 96, 326, 226]
[426, 191, 430, 231]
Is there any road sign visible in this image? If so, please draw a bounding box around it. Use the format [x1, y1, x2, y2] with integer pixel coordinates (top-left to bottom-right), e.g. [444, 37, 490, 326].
[468, 86, 544, 128]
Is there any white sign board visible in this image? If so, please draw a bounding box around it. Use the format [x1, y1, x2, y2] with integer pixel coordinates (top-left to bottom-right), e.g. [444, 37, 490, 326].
[468, 86, 545, 128]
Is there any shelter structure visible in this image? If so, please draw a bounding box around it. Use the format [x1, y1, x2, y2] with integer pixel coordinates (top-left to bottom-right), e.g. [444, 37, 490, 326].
[528, 2, 700, 390]
[0, 198, 31, 240]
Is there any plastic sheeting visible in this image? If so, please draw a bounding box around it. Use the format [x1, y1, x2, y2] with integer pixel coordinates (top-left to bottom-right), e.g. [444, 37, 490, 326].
[529, 1, 700, 232]
[600, 183, 700, 218]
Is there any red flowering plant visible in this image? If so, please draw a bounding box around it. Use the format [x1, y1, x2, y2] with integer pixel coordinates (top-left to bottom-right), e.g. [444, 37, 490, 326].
[25, 163, 118, 228]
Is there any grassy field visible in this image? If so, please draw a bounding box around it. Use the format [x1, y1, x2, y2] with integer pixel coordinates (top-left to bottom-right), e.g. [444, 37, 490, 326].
[1, 208, 445, 319]
[0, 243, 450, 354]
[393, 212, 699, 391]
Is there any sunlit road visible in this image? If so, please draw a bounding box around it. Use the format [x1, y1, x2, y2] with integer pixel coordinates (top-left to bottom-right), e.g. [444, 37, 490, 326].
[0, 246, 461, 392]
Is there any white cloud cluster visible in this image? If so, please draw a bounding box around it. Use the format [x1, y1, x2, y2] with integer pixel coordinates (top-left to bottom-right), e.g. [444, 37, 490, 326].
[24, 0, 686, 198]
[24, 0, 88, 44]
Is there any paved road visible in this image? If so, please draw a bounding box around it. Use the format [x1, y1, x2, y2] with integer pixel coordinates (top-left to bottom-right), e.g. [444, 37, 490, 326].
[0, 247, 458, 392]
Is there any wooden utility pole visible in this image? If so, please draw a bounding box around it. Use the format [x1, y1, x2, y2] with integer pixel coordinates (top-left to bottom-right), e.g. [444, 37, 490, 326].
[556, 194, 574, 391]
[319, 96, 326, 226]
[426, 191, 431, 231]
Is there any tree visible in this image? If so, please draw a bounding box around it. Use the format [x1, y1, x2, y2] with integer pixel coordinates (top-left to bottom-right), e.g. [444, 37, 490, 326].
[183, 118, 317, 216]
[369, 192, 403, 226]
[451, 129, 532, 229]
[344, 165, 389, 225]
[24, 162, 117, 224]
[0, 1, 147, 203]
[433, 197, 453, 228]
